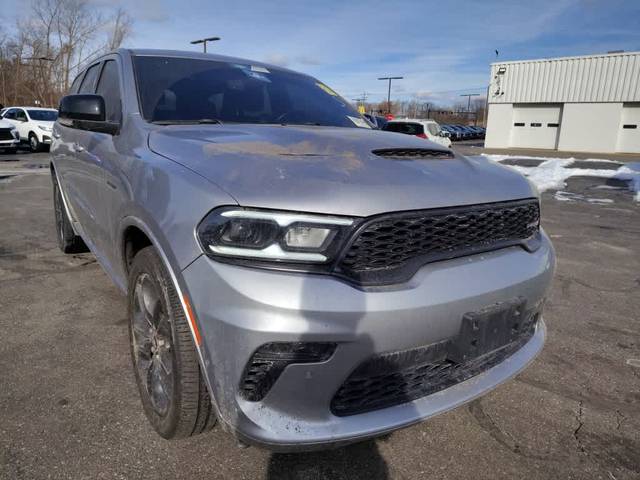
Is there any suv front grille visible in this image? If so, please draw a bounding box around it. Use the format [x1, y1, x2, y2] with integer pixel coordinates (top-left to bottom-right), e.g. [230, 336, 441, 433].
[337, 199, 539, 285]
[0, 128, 14, 141]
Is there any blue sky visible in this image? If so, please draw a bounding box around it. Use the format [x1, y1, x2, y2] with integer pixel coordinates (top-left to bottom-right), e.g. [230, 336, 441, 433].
[5, 0, 640, 105]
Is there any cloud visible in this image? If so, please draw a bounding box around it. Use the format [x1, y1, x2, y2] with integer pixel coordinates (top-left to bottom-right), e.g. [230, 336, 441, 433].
[295, 55, 321, 66]
[264, 53, 289, 67]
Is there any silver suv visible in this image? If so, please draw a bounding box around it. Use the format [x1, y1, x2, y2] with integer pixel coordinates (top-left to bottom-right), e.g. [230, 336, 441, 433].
[51, 49, 555, 451]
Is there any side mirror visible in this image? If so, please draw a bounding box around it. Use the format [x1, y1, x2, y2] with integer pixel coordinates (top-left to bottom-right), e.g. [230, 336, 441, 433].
[58, 94, 118, 135]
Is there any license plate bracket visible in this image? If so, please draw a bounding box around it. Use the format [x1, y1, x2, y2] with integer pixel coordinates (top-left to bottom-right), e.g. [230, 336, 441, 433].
[449, 298, 527, 363]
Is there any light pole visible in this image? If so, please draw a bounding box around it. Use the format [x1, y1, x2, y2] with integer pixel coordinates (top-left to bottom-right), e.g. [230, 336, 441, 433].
[378, 76, 403, 115]
[460, 93, 480, 125]
[190, 36, 221, 53]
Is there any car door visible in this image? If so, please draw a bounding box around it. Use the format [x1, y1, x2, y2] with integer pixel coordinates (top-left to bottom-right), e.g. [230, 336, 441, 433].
[59, 61, 104, 247]
[78, 57, 127, 278]
[14, 109, 30, 140]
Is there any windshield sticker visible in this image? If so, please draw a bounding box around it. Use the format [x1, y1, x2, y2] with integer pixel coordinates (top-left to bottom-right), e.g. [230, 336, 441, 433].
[251, 65, 270, 73]
[347, 116, 372, 129]
[316, 82, 338, 96]
[241, 69, 272, 83]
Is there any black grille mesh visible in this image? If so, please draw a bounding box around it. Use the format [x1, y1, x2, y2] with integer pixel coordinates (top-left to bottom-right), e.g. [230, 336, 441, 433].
[331, 315, 538, 416]
[240, 342, 336, 401]
[372, 148, 454, 159]
[0, 129, 15, 141]
[338, 200, 539, 283]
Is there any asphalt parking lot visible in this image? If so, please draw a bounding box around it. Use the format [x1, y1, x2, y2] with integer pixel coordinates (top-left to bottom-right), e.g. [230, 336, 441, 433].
[1, 148, 639, 479]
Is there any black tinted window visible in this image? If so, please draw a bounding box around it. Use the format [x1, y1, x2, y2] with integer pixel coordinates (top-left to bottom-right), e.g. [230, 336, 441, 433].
[27, 110, 57, 121]
[96, 60, 122, 122]
[16, 109, 27, 121]
[79, 63, 101, 93]
[384, 122, 424, 135]
[132, 56, 362, 128]
[70, 74, 82, 94]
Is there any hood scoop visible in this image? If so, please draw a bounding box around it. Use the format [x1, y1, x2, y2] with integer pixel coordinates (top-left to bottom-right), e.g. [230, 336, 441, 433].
[372, 148, 454, 160]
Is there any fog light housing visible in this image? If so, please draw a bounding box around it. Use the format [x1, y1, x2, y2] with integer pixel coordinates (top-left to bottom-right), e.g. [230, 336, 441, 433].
[239, 342, 337, 401]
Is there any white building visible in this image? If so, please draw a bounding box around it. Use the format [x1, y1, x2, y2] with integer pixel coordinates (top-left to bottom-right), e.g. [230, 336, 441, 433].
[485, 51, 640, 153]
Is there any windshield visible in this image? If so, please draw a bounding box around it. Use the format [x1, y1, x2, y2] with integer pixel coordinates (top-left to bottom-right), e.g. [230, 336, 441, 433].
[28, 110, 58, 121]
[132, 56, 364, 128]
[384, 122, 424, 135]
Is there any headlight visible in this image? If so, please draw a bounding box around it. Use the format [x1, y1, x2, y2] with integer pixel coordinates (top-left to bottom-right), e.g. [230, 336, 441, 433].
[196, 207, 356, 264]
[38, 124, 52, 132]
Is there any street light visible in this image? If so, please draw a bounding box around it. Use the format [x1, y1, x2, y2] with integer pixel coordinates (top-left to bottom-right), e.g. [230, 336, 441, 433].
[378, 76, 403, 114]
[460, 93, 480, 126]
[460, 93, 480, 112]
[190, 36, 220, 53]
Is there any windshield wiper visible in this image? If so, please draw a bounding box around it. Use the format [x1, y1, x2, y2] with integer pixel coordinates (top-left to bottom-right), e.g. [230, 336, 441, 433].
[151, 118, 223, 125]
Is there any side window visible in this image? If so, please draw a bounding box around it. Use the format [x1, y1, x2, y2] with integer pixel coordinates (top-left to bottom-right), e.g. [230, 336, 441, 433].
[16, 109, 27, 122]
[69, 73, 83, 94]
[95, 60, 122, 123]
[78, 63, 101, 93]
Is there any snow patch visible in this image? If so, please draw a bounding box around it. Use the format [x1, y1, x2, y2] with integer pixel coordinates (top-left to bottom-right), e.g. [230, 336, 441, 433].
[478, 154, 640, 202]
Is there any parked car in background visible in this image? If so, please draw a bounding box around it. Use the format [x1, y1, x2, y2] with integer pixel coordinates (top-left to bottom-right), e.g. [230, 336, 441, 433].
[363, 113, 388, 129]
[2, 107, 58, 152]
[440, 124, 460, 141]
[0, 117, 20, 153]
[383, 118, 452, 148]
[51, 48, 553, 451]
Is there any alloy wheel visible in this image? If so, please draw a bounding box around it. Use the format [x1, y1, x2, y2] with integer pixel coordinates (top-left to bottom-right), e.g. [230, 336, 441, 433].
[131, 273, 175, 417]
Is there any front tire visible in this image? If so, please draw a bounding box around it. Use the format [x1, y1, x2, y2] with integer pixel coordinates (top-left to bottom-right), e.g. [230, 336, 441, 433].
[128, 246, 217, 439]
[52, 172, 88, 253]
[29, 133, 42, 152]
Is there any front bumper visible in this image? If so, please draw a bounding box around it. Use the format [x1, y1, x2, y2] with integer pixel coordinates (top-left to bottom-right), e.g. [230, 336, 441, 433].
[182, 230, 555, 451]
[0, 139, 19, 148]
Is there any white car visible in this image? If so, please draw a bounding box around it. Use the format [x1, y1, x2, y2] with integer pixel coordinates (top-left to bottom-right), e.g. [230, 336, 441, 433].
[0, 117, 20, 154]
[384, 118, 452, 148]
[1, 107, 58, 152]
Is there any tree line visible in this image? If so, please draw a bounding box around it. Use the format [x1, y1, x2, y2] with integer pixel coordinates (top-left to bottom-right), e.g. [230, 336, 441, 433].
[0, 0, 132, 108]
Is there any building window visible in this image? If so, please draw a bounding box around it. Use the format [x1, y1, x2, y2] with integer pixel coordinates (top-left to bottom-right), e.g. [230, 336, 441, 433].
[547, 123, 559, 127]
[513, 122, 525, 127]
[622, 124, 637, 129]
[530, 123, 542, 127]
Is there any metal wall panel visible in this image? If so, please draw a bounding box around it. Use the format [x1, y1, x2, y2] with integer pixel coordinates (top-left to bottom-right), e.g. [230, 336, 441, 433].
[489, 52, 640, 104]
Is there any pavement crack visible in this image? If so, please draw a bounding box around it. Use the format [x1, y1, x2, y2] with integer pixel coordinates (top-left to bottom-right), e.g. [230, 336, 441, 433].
[468, 399, 555, 460]
[615, 410, 625, 431]
[573, 399, 586, 454]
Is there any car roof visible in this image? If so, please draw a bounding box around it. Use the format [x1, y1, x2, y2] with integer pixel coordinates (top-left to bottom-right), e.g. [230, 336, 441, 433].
[387, 118, 438, 124]
[7, 106, 57, 111]
[121, 48, 304, 76]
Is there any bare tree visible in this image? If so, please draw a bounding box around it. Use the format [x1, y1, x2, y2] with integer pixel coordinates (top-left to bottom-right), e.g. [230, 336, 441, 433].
[107, 8, 133, 51]
[0, 0, 133, 107]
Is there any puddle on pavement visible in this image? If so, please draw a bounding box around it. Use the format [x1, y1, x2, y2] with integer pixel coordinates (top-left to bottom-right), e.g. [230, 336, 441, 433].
[569, 160, 623, 170]
[499, 158, 546, 167]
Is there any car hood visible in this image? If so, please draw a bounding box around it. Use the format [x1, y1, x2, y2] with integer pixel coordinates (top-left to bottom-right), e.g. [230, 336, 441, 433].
[148, 124, 536, 217]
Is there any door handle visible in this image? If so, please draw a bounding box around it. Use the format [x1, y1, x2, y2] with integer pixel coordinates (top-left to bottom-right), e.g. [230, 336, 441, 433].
[73, 143, 85, 153]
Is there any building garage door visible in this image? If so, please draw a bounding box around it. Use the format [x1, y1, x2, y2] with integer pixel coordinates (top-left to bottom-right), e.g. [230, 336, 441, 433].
[510, 104, 562, 149]
[617, 104, 640, 153]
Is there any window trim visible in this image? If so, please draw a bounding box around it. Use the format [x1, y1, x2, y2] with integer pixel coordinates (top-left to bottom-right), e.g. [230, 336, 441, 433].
[78, 62, 103, 94]
[95, 58, 123, 124]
